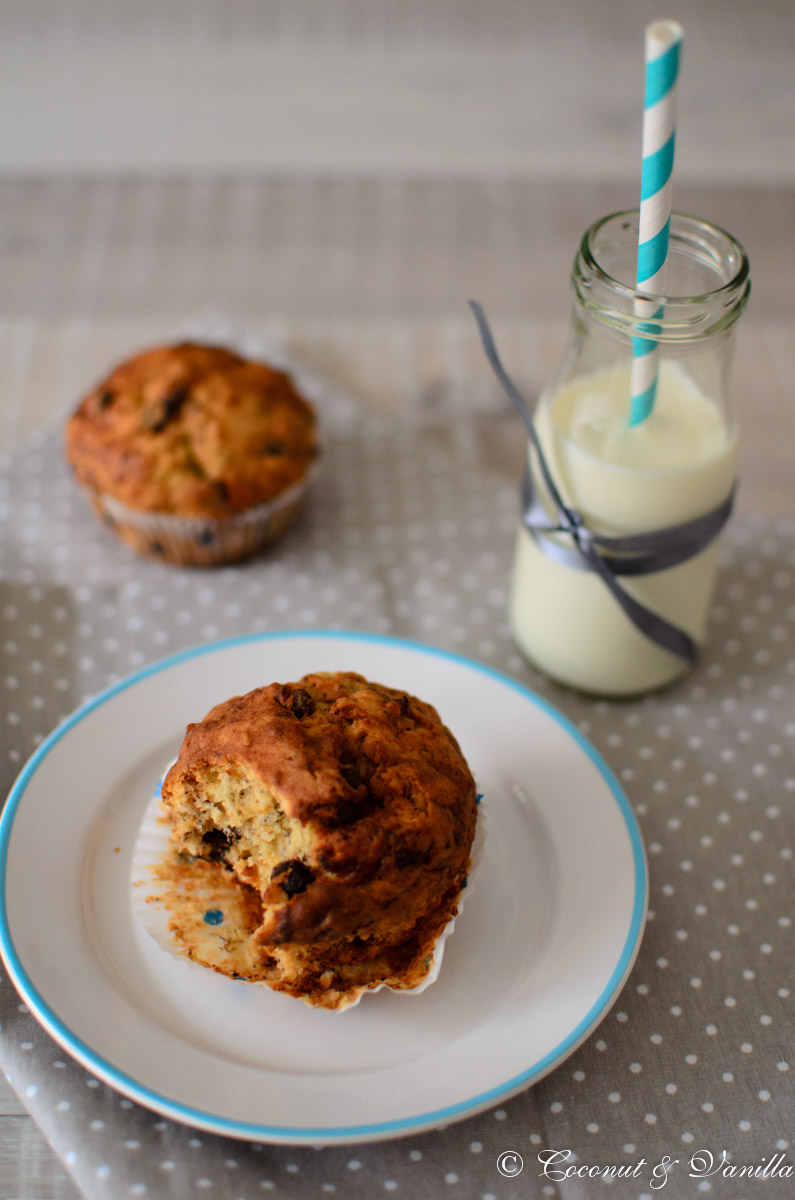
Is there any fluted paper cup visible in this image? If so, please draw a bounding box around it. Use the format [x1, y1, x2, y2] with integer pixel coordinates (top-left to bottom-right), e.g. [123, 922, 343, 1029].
[87, 468, 314, 567]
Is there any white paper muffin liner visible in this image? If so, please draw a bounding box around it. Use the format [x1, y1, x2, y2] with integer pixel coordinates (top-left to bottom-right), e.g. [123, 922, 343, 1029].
[131, 766, 485, 1011]
[89, 465, 316, 567]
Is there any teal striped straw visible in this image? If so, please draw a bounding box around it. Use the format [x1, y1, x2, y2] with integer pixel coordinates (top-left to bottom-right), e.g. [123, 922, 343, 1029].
[629, 20, 683, 427]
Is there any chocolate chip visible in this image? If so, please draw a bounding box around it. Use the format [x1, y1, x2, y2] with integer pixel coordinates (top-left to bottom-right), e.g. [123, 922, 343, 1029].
[202, 828, 233, 850]
[201, 827, 238, 862]
[275, 685, 315, 718]
[339, 763, 361, 789]
[160, 386, 189, 422]
[144, 386, 189, 433]
[292, 688, 315, 716]
[214, 480, 230, 503]
[271, 859, 315, 897]
[262, 440, 285, 455]
[149, 541, 165, 555]
[397, 694, 410, 715]
[99, 389, 114, 409]
[197, 528, 215, 546]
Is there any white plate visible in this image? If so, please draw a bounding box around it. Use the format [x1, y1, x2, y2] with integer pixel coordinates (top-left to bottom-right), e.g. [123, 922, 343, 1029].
[0, 632, 647, 1145]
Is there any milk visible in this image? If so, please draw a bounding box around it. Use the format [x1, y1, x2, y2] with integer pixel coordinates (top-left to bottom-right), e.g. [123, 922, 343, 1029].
[509, 360, 737, 696]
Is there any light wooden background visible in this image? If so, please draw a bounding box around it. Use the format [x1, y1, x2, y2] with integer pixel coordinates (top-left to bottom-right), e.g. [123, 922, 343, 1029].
[1, 0, 793, 182]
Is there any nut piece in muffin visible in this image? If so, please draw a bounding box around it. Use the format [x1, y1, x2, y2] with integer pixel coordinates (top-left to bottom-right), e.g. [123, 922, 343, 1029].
[65, 342, 317, 565]
[157, 671, 478, 1009]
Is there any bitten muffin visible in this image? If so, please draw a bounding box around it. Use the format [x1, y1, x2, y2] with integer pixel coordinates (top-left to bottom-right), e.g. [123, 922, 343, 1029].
[64, 342, 317, 565]
[158, 671, 478, 1008]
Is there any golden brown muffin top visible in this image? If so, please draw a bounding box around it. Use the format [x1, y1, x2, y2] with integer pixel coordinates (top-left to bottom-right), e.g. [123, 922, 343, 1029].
[65, 342, 317, 518]
[163, 671, 478, 948]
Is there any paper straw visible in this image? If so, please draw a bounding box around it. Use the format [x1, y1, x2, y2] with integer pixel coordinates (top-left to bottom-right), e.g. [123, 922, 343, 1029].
[629, 19, 683, 427]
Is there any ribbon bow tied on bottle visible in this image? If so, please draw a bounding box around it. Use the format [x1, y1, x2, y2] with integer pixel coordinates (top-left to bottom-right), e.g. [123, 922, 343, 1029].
[469, 300, 736, 665]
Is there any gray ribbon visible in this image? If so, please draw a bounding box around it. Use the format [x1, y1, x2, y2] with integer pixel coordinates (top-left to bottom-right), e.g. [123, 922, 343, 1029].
[469, 300, 736, 664]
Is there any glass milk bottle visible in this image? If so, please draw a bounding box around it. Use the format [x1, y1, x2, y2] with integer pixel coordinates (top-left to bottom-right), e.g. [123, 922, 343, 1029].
[509, 211, 750, 696]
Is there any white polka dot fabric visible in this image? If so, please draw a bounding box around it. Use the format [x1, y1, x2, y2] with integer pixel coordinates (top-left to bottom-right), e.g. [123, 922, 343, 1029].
[0, 378, 793, 1200]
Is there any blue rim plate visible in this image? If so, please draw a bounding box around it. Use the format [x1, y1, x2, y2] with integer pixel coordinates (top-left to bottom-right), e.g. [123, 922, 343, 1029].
[0, 631, 647, 1144]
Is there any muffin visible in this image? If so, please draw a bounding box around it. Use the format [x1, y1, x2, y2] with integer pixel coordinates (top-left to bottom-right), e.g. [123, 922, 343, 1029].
[64, 342, 317, 565]
[157, 671, 478, 1009]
